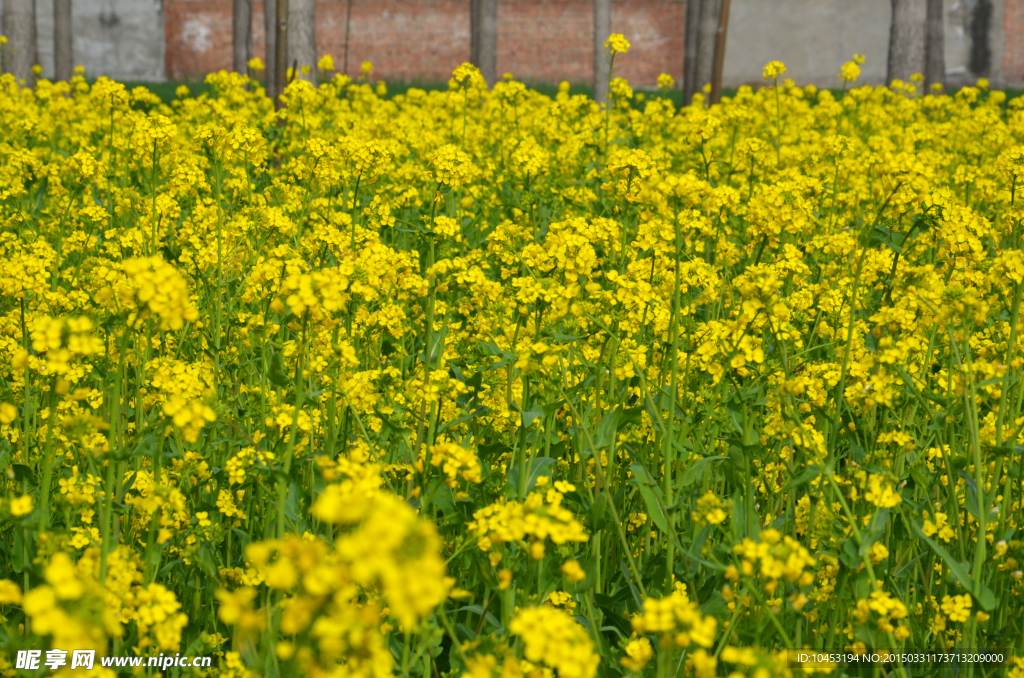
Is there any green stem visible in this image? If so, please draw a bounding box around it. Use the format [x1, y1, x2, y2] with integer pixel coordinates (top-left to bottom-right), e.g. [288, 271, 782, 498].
[276, 321, 308, 540]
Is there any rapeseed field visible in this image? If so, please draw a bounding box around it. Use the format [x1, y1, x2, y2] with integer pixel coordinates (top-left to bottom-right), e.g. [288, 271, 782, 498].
[0, 40, 1022, 677]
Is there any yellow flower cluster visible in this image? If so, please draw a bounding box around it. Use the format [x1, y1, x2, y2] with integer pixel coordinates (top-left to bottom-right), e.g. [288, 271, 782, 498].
[225, 446, 275, 484]
[1, 48, 1023, 676]
[732, 529, 816, 584]
[692, 491, 727, 525]
[15, 315, 102, 378]
[229, 534, 395, 675]
[427, 441, 482, 488]
[621, 636, 654, 673]
[232, 496, 447, 672]
[19, 551, 130, 657]
[509, 606, 600, 678]
[97, 256, 199, 330]
[161, 395, 216, 442]
[940, 593, 972, 623]
[631, 585, 717, 649]
[429, 144, 479, 190]
[469, 486, 588, 551]
[125, 583, 189, 650]
[851, 589, 910, 639]
[860, 472, 903, 508]
[762, 60, 787, 79]
[604, 33, 631, 56]
[923, 509, 956, 542]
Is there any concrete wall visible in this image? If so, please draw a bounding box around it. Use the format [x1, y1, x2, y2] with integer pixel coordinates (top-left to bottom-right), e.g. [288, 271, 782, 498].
[0, 0, 165, 81]
[724, 0, 992, 87]
[1, 0, 1021, 87]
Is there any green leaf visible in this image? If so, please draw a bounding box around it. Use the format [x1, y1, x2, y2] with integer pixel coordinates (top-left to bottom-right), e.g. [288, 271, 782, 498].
[506, 457, 556, 497]
[863, 330, 879, 353]
[620, 406, 644, 427]
[9, 463, 34, 484]
[511, 401, 561, 429]
[268, 349, 291, 387]
[727, 485, 762, 542]
[866, 224, 904, 253]
[159, 559, 184, 577]
[427, 477, 457, 519]
[629, 462, 653, 485]
[858, 508, 889, 556]
[436, 406, 490, 435]
[727, 444, 749, 475]
[629, 463, 669, 534]
[840, 537, 860, 569]
[584, 492, 610, 532]
[921, 389, 950, 408]
[478, 442, 511, 461]
[978, 375, 1014, 388]
[958, 472, 982, 520]
[121, 471, 139, 498]
[978, 587, 997, 612]
[700, 591, 729, 619]
[573, 554, 600, 593]
[371, 407, 408, 436]
[12, 530, 23, 574]
[458, 604, 500, 630]
[475, 338, 515, 369]
[683, 455, 726, 488]
[989, 444, 1023, 458]
[426, 325, 449, 364]
[594, 596, 632, 638]
[473, 338, 503, 357]
[595, 409, 622, 448]
[782, 464, 821, 492]
[913, 521, 997, 611]
[908, 465, 933, 491]
[285, 482, 302, 522]
[454, 370, 484, 407]
[551, 330, 593, 343]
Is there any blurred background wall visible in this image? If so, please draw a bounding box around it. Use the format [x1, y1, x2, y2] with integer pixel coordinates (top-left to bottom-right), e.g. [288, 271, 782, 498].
[0, 0, 165, 81]
[0, 0, 1018, 88]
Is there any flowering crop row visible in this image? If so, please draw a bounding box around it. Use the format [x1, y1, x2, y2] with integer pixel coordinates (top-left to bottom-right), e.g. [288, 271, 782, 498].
[0, 40, 1023, 678]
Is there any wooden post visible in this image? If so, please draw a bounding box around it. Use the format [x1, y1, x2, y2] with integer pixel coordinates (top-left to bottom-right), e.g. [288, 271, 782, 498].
[924, 0, 946, 90]
[470, 0, 480, 68]
[887, 0, 927, 84]
[275, 0, 290, 107]
[709, 0, 730, 104]
[471, 0, 497, 86]
[479, 0, 497, 86]
[54, 0, 73, 81]
[683, 0, 702, 106]
[289, 0, 317, 84]
[694, 0, 721, 103]
[343, 0, 354, 75]
[233, 0, 253, 75]
[265, 0, 277, 97]
[593, 0, 611, 103]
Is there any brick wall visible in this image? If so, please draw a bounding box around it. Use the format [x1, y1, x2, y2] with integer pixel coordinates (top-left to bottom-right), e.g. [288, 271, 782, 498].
[165, 0, 235, 81]
[164, 0, 1024, 88]
[1004, 0, 1024, 84]
[164, 0, 685, 87]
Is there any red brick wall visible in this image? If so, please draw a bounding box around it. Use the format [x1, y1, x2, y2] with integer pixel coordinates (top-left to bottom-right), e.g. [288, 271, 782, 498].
[164, 0, 686, 87]
[1005, 0, 1024, 85]
[165, 0, 236, 80]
